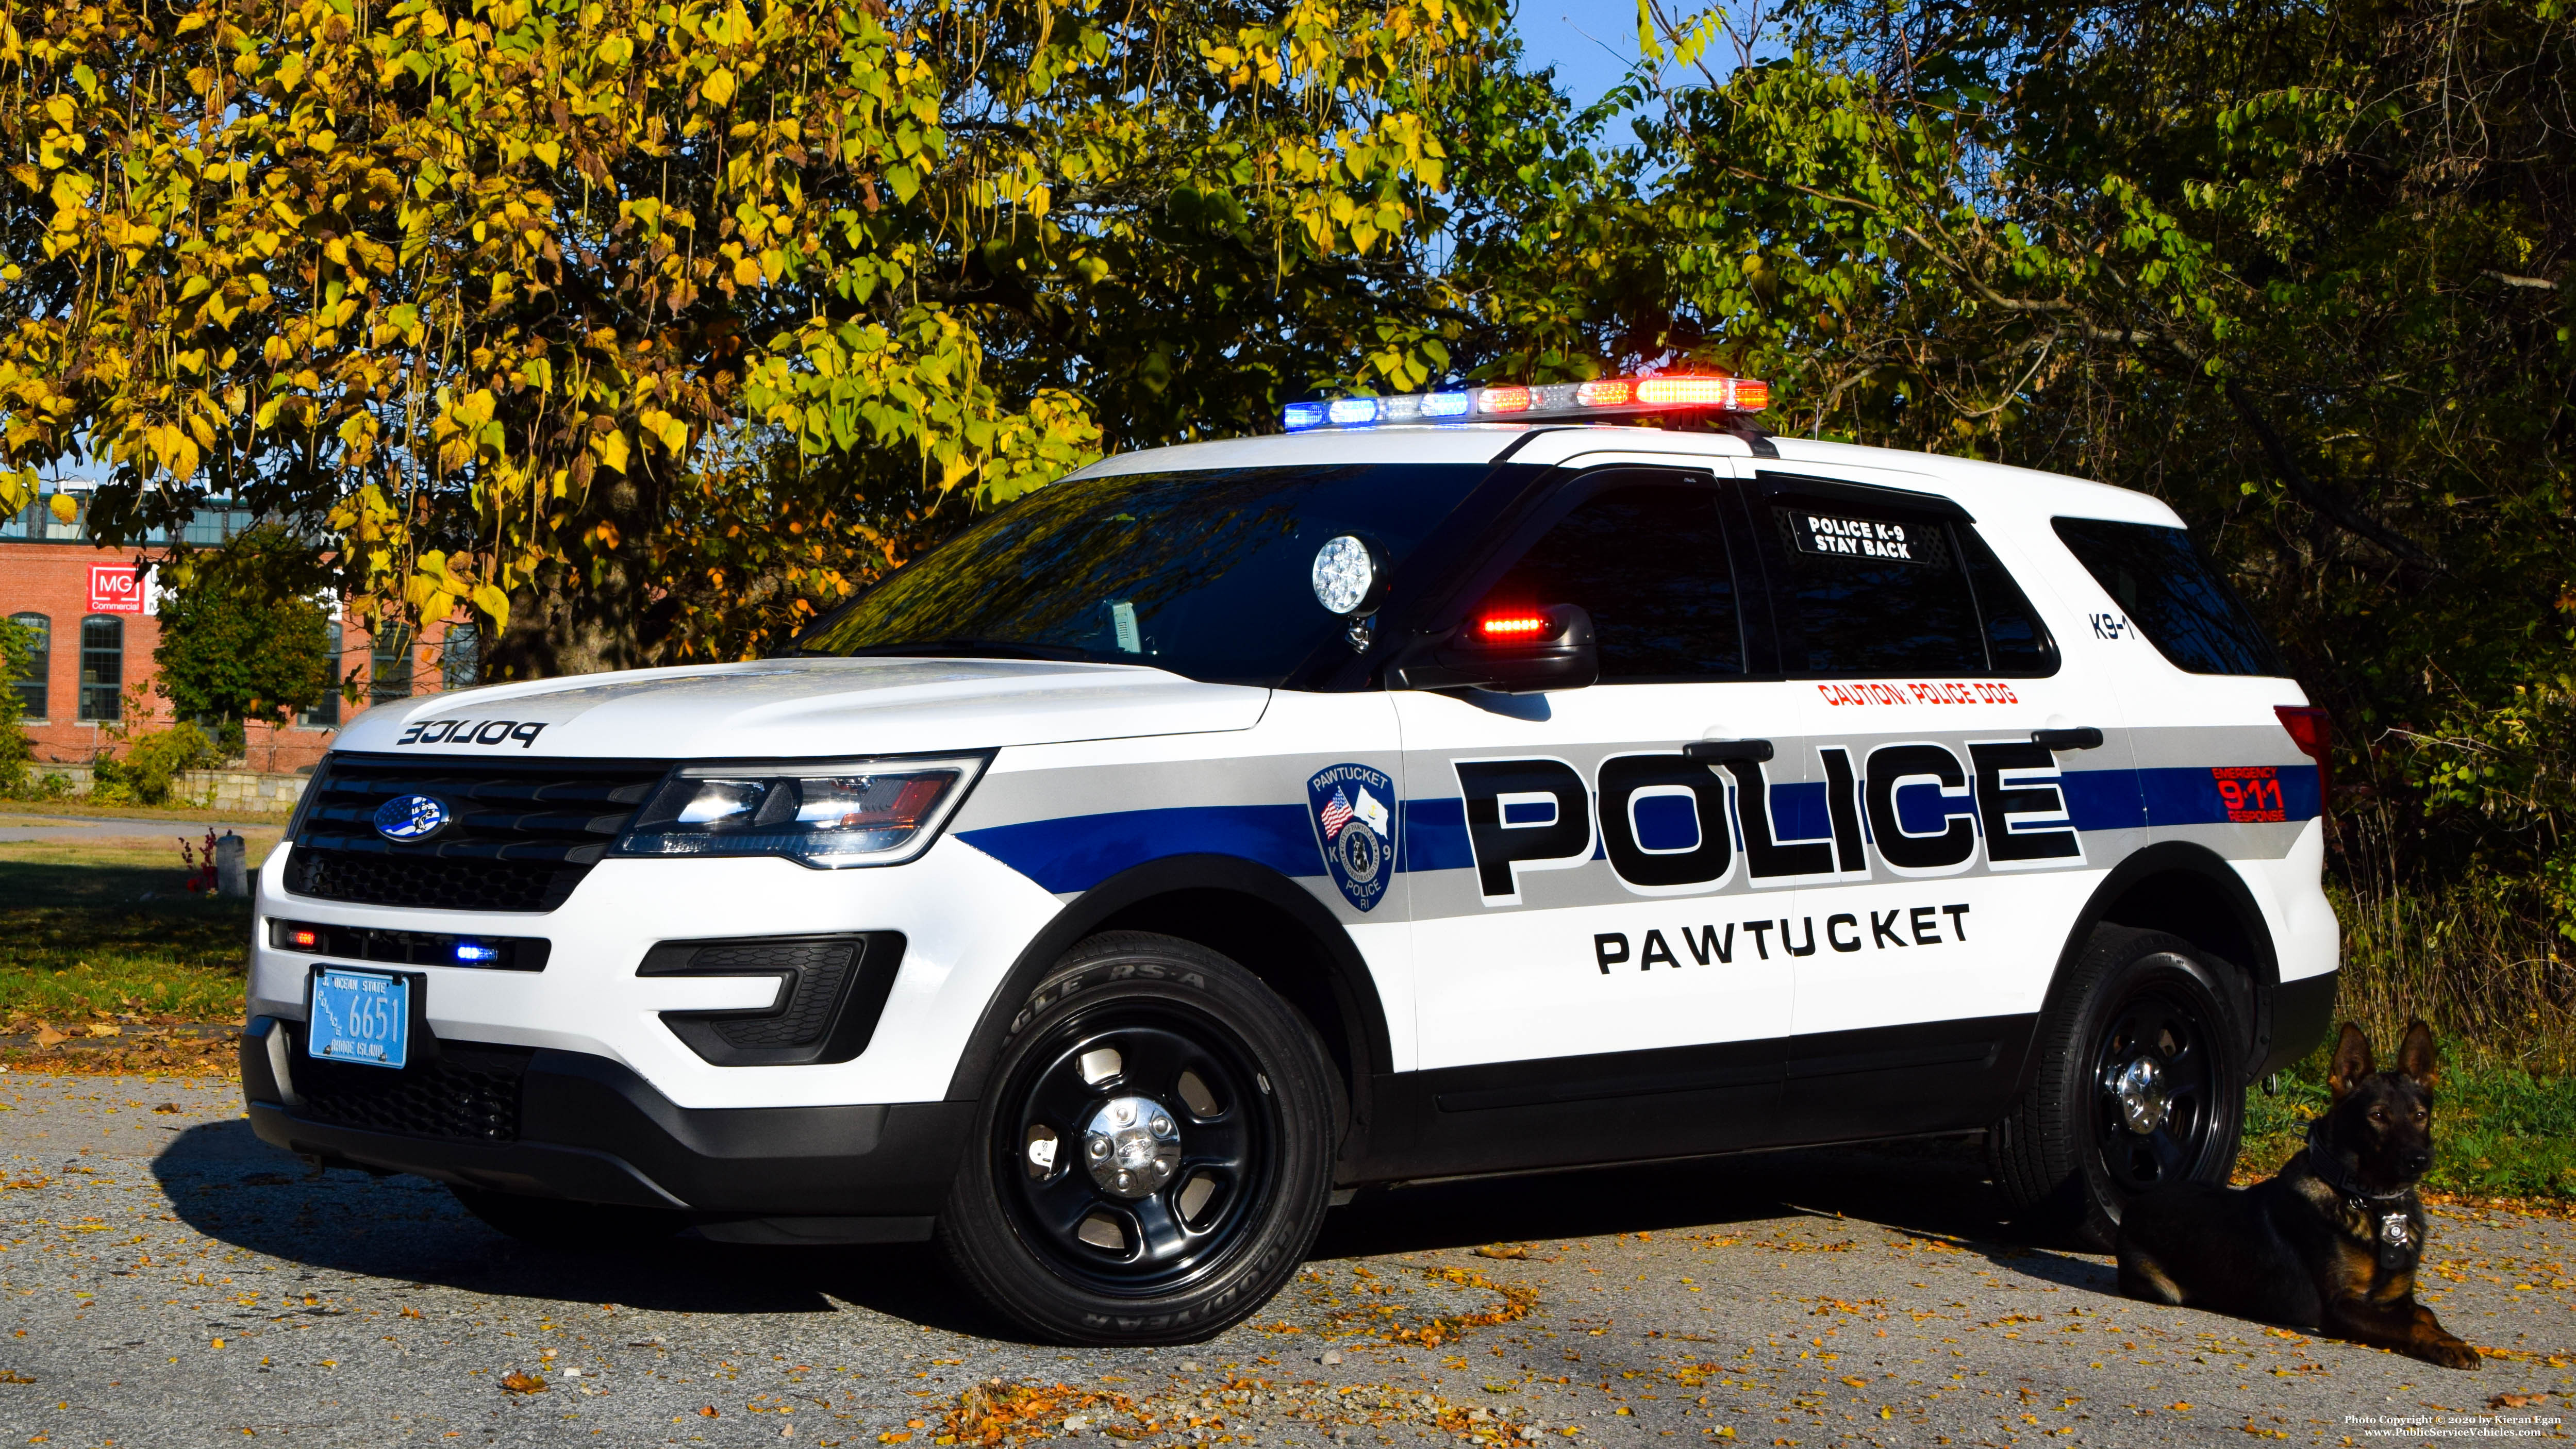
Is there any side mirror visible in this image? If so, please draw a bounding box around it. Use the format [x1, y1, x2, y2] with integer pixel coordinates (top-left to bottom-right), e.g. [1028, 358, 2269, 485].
[1389, 604, 1600, 693]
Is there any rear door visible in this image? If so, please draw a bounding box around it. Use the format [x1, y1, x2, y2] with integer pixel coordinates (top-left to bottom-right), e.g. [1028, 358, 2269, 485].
[1392, 466, 1809, 1175]
[1742, 471, 2133, 1141]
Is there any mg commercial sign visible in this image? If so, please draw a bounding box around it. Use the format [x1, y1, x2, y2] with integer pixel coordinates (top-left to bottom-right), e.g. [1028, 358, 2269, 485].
[87, 563, 156, 614]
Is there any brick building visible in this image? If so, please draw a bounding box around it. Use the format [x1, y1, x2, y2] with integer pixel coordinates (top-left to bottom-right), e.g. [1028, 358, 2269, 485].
[1, 489, 476, 775]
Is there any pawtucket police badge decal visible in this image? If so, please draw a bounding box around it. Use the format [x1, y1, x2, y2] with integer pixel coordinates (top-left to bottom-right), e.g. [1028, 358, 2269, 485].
[1308, 763, 1398, 913]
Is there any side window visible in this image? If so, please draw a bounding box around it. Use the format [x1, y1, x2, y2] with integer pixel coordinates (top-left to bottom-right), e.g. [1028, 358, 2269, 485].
[1478, 483, 1742, 680]
[78, 615, 122, 722]
[370, 624, 415, 705]
[440, 623, 481, 691]
[1765, 498, 1986, 676]
[298, 614, 343, 728]
[1958, 528, 2058, 675]
[2052, 518, 2283, 676]
[9, 613, 47, 720]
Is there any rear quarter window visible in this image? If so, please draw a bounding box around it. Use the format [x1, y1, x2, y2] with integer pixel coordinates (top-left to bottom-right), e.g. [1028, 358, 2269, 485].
[2052, 517, 2285, 677]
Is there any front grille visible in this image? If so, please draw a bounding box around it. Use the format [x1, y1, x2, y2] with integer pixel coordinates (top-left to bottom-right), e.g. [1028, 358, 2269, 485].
[286, 754, 669, 913]
[290, 1032, 533, 1143]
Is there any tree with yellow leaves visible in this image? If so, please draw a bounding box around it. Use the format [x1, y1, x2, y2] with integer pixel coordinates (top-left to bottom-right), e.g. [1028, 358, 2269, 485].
[0, 0, 1491, 673]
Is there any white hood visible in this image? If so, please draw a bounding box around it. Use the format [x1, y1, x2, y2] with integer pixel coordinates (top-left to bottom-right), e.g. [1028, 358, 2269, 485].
[328, 657, 1270, 760]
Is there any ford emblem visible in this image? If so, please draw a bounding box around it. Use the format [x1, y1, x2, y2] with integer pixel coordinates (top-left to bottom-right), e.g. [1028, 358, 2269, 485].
[373, 793, 452, 843]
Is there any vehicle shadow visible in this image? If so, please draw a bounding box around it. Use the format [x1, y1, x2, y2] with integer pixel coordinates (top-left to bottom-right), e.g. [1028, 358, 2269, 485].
[158, 1119, 2106, 1336]
[1316, 1133, 2017, 1258]
[149, 1118, 1002, 1333]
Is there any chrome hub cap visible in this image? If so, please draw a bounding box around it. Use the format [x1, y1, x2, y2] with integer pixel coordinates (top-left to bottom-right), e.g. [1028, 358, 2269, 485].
[2107, 1055, 2172, 1135]
[1083, 1095, 1182, 1198]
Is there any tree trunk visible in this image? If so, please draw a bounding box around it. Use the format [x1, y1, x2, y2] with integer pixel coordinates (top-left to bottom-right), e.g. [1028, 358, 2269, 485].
[481, 463, 668, 681]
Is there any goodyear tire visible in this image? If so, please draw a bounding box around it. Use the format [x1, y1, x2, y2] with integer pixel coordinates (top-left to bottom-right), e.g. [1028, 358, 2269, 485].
[938, 931, 1337, 1345]
[447, 1185, 684, 1250]
[1988, 925, 2246, 1250]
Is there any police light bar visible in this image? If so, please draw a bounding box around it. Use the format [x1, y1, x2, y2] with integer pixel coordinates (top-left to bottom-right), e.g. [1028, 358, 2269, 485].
[1282, 375, 1769, 432]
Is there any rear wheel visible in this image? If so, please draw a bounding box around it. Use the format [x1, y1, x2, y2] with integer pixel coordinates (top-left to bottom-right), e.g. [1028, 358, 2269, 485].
[447, 1185, 684, 1250]
[938, 931, 1336, 1344]
[1988, 926, 2245, 1249]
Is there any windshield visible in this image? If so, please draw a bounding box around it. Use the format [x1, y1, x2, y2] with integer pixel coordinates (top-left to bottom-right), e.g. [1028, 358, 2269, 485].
[794, 464, 1493, 685]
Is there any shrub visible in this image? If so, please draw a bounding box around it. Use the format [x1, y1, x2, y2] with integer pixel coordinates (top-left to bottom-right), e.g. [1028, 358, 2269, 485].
[90, 722, 221, 807]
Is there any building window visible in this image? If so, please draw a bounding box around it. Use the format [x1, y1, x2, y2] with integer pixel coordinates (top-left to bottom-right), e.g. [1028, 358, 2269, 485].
[8, 613, 46, 720]
[369, 624, 414, 706]
[78, 615, 122, 722]
[298, 616, 343, 728]
[440, 624, 480, 692]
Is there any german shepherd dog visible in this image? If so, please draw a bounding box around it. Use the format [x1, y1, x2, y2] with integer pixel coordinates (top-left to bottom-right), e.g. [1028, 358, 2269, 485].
[2115, 1020, 2480, 1369]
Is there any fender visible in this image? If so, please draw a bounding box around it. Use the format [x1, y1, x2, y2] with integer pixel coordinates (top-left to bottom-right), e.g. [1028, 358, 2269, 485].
[941, 854, 1394, 1157]
[2014, 841, 2283, 1094]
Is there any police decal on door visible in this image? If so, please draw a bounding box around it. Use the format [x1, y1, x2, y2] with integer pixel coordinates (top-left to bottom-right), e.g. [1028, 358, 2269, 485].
[1308, 763, 1399, 912]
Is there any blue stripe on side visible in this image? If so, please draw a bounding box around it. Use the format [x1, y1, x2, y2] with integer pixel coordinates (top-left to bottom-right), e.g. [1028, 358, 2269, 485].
[2061, 769, 2147, 831]
[1400, 797, 1473, 873]
[1772, 782, 1832, 842]
[2140, 763, 2322, 827]
[957, 805, 1320, 895]
[961, 762, 2320, 893]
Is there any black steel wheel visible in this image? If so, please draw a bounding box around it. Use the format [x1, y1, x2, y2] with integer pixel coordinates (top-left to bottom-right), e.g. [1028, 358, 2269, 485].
[1990, 925, 2246, 1249]
[2089, 983, 2224, 1195]
[938, 932, 1336, 1344]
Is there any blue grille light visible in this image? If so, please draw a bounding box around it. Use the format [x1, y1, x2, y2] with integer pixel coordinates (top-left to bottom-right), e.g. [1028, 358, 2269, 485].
[454, 942, 501, 963]
[1420, 391, 1472, 419]
[1282, 402, 1329, 431]
[1326, 397, 1380, 426]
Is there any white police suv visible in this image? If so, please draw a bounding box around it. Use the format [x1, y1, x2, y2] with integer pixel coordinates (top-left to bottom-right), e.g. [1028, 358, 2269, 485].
[244, 377, 2338, 1343]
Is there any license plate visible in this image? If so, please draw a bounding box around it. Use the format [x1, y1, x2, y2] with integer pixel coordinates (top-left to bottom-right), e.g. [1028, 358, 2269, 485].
[308, 968, 411, 1070]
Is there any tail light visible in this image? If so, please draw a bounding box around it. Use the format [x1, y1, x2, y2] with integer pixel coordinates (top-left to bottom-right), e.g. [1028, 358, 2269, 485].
[2274, 705, 2332, 812]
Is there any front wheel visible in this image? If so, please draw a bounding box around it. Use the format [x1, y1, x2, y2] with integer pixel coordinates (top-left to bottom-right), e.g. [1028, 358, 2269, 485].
[1988, 926, 2245, 1249]
[938, 932, 1337, 1345]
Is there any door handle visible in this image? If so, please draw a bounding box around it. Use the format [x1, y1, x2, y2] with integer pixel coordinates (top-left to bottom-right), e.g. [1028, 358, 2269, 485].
[1684, 738, 1775, 764]
[2031, 727, 2105, 751]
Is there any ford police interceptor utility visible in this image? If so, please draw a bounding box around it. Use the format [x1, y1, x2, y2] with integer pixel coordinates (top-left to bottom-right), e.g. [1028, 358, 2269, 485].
[243, 377, 2338, 1344]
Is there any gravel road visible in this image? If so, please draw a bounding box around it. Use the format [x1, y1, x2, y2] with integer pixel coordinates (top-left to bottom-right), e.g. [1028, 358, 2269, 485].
[0, 1073, 2567, 1447]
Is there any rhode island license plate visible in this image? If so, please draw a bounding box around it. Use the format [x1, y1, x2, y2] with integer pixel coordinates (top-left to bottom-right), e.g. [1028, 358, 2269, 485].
[307, 968, 411, 1070]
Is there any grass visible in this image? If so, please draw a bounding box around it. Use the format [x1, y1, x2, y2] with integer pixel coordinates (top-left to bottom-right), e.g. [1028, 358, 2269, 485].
[2241, 1045, 2576, 1203]
[0, 838, 272, 1024]
[0, 798, 297, 825]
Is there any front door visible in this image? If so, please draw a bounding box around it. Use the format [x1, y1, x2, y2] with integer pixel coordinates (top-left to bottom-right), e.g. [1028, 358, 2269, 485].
[1392, 468, 1808, 1176]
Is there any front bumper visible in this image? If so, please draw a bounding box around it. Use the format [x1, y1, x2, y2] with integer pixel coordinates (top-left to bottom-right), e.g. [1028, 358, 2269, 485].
[242, 1017, 971, 1236]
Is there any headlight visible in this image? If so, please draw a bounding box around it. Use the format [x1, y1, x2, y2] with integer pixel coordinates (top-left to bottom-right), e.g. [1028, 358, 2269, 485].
[612, 755, 986, 869]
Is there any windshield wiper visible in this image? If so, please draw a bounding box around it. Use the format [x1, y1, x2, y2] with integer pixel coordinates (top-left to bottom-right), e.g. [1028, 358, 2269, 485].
[817, 639, 1100, 663]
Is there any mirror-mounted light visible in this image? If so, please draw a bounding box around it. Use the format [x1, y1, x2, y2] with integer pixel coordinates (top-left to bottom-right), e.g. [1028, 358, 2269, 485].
[1311, 534, 1391, 618]
[1389, 604, 1600, 694]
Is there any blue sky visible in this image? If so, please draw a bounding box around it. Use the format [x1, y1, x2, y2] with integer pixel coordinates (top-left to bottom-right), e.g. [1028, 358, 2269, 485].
[1514, 0, 1650, 111]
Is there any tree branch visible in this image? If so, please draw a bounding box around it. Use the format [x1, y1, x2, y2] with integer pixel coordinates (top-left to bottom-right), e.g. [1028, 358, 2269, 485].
[2222, 380, 2442, 572]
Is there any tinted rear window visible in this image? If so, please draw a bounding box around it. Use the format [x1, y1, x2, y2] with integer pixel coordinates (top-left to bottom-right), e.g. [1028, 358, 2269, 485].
[2052, 517, 2284, 676]
[1764, 501, 1989, 676]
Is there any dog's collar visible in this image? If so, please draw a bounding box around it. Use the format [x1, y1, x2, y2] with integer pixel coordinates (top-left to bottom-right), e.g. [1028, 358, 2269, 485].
[2304, 1118, 2416, 1208]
